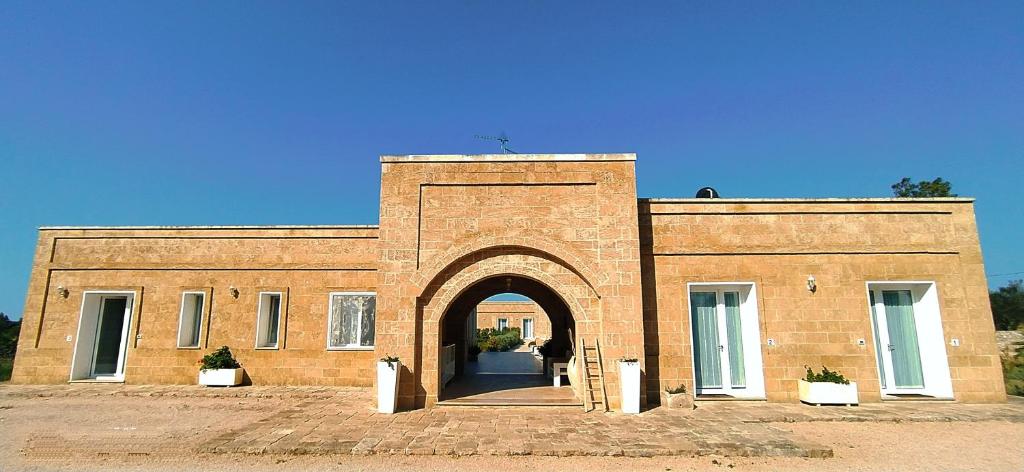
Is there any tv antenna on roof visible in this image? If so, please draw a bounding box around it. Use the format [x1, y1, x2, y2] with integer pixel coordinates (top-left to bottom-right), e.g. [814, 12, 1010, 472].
[475, 132, 517, 154]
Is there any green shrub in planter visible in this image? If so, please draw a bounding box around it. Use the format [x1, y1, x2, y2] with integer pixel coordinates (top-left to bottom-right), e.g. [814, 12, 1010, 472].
[804, 366, 850, 384]
[199, 346, 241, 371]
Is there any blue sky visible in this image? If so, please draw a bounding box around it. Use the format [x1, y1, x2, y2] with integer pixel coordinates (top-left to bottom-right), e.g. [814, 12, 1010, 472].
[1, 1, 1021, 320]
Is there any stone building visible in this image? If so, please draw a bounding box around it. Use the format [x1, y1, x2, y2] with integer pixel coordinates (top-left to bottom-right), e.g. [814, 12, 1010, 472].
[11, 154, 1006, 410]
[473, 300, 552, 342]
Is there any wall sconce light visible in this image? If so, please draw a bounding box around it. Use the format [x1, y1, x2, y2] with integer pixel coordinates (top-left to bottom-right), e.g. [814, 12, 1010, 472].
[806, 275, 817, 293]
[228, 286, 239, 299]
[55, 285, 69, 299]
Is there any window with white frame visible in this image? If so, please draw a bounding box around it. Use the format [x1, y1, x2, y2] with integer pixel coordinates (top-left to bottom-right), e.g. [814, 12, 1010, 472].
[177, 292, 205, 348]
[497, 318, 509, 331]
[256, 292, 282, 349]
[522, 318, 534, 339]
[327, 292, 376, 349]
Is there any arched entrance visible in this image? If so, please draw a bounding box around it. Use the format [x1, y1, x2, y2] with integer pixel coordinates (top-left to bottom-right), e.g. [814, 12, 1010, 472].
[412, 247, 601, 408]
[437, 275, 578, 405]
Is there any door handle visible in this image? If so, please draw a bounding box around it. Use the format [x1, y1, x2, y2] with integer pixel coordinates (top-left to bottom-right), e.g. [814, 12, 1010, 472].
[718, 345, 724, 352]
[887, 344, 896, 351]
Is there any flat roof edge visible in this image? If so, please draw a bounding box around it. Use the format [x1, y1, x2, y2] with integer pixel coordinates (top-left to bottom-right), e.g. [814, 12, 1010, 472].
[380, 153, 636, 163]
[639, 197, 975, 204]
[38, 224, 380, 231]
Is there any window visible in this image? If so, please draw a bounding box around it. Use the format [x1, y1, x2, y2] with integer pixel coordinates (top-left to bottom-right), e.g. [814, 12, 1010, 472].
[177, 292, 205, 348]
[327, 292, 376, 349]
[497, 318, 509, 330]
[256, 292, 282, 349]
[522, 318, 534, 339]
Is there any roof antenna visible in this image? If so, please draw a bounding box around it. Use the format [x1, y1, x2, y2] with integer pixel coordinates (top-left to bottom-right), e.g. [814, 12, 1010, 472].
[474, 132, 517, 154]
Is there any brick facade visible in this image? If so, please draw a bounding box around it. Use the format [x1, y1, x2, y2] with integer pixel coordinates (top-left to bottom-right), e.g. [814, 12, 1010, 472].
[11, 154, 1006, 409]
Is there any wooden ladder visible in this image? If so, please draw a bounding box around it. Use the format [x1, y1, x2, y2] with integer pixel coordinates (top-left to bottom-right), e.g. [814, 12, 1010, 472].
[579, 338, 608, 412]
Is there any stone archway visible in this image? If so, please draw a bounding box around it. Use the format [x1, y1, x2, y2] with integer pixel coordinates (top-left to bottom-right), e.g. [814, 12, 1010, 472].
[436, 275, 577, 403]
[415, 247, 601, 407]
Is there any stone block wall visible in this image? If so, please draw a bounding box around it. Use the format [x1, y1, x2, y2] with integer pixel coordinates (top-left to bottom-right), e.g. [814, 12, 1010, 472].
[376, 154, 646, 409]
[12, 226, 379, 386]
[9, 155, 1006, 409]
[639, 198, 1005, 403]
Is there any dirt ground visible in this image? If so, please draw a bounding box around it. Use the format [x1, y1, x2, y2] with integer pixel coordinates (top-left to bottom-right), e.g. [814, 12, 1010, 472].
[2, 389, 1022, 471]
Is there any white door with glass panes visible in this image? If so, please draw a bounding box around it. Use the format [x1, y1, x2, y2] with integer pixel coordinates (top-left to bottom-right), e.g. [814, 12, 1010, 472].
[869, 288, 926, 394]
[522, 318, 534, 339]
[689, 284, 765, 398]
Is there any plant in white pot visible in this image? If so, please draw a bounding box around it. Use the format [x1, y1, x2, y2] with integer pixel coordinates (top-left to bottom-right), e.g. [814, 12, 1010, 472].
[377, 355, 401, 414]
[618, 357, 641, 414]
[198, 346, 244, 387]
[798, 366, 858, 406]
[661, 383, 694, 411]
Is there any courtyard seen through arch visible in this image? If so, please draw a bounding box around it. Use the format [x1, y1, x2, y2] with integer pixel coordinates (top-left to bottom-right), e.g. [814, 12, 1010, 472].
[437, 276, 581, 406]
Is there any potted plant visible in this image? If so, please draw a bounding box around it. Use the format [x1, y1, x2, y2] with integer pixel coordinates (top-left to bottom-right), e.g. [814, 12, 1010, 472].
[661, 383, 694, 411]
[798, 366, 859, 406]
[198, 346, 243, 387]
[618, 357, 641, 414]
[377, 355, 401, 414]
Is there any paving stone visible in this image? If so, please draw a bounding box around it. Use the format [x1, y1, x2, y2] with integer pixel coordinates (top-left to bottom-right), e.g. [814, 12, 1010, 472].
[6, 385, 1024, 459]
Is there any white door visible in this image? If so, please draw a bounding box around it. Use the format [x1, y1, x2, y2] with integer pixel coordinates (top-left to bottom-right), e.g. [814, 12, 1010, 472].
[870, 289, 926, 394]
[690, 286, 764, 397]
[90, 295, 133, 380]
[692, 290, 749, 393]
[522, 318, 534, 339]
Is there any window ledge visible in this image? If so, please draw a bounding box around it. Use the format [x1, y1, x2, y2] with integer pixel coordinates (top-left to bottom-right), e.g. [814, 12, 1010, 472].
[254, 346, 280, 350]
[328, 346, 375, 351]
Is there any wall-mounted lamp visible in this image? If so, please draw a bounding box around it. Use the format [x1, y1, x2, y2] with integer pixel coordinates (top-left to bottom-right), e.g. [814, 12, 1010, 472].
[806, 275, 817, 293]
[228, 286, 239, 299]
[55, 285, 69, 299]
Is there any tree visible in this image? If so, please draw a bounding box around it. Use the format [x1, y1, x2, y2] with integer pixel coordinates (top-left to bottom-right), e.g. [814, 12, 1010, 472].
[0, 312, 21, 359]
[891, 177, 957, 197]
[991, 280, 1024, 331]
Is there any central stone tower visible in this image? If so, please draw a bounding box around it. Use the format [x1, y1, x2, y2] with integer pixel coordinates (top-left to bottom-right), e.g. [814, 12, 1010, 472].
[374, 154, 646, 410]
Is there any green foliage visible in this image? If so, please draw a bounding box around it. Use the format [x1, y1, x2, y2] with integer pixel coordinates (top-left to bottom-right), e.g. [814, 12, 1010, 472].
[380, 355, 400, 365]
[475, 327, 523, 352]
[665, 384, 687, 394]
[804, 366, 850, 384]
[991, 280, 1024, 331]
[536, 339, 554, 357]
[891, 177, 956, 197]
[1004, 341, 1024, 397]
[0, 358, 12, 382]
[199, 346, 241, 371]
[0, 312, 21, 361]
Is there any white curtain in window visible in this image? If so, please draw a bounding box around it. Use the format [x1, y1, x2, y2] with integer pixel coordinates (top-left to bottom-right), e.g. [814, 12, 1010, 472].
[883, 290, 925, 388]
[691, 292, 721, 389]
[178, 293, 203, 348]
[723, 291, 746, 388]
[331, 294, 375, 347]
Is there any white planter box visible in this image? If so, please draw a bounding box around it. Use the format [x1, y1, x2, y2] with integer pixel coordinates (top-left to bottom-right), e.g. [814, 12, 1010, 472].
[798, 379, 859, 406]
[619, 361, 641, 414]
[377, 360, 401, 414]
[198, 368, 243, 387]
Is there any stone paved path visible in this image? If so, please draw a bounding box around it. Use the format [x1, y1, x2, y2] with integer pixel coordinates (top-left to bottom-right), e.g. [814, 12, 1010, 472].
[3, 384, 1022, 460]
